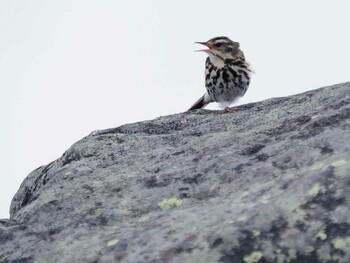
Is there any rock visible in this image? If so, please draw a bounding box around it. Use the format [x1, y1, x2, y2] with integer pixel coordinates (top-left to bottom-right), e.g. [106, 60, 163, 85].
[1, 82, 350, 263]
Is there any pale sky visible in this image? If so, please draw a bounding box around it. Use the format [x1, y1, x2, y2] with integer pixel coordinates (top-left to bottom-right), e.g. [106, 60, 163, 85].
[1, 0, 349, 218]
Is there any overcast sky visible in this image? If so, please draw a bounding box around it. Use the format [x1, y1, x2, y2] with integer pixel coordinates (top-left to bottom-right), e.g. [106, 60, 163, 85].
[1, 1, 349, 218]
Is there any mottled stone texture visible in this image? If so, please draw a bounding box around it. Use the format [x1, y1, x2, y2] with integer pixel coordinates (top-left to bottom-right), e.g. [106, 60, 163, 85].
[1, 82, 350, 263]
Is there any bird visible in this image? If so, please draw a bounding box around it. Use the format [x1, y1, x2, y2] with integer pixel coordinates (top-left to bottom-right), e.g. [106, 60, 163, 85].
[188, 36, 252, 112]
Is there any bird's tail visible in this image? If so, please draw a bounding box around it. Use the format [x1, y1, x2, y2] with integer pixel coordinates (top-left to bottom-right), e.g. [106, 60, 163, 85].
[188, 94, 209, 111]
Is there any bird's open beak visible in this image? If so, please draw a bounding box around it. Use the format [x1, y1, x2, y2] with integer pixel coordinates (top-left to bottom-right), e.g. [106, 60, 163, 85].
[195, 42, 212, 52]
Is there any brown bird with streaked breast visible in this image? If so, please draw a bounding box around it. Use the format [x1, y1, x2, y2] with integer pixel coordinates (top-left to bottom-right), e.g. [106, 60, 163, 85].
[188, 36, 252, 112]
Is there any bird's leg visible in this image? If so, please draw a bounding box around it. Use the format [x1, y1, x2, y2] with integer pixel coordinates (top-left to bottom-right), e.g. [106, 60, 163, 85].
[225, 106, 240, 112]
[219, 106, 240, 114]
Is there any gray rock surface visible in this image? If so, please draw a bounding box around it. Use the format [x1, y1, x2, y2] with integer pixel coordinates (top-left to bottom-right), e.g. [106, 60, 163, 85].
[1, 82, 350, 263]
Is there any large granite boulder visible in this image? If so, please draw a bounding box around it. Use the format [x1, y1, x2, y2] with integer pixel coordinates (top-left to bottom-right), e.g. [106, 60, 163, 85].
[1, 82, 350, 263]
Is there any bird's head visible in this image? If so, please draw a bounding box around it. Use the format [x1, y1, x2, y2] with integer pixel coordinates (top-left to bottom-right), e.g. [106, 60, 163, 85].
[195, 36, 241, 60]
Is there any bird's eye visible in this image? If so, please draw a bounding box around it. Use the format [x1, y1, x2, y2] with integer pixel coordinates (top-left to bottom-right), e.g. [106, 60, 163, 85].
[214, 43, 222, 48]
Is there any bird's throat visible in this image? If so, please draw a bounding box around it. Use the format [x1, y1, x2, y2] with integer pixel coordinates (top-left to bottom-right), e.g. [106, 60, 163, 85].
[208, 53, 226, 68]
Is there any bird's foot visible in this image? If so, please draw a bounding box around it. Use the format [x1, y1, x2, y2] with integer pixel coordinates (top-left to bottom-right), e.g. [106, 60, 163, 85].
[220, 106, 240, 114]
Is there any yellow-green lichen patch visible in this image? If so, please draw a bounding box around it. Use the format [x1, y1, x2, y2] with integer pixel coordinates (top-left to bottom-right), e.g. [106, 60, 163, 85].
[287, 249, 296, 260]
[237, 214, 248, 222]
[226, 122, 236, 130]
[332, 159, 348, 177]
[309, 162, 326, 171]
[0, 255, 7, 263]
[180, 118, 188, 125]
[274, 248, 282, 254]
[240, 191, 249, 199]
[304, 246, 315, 253]
[243, 251, 262, 263]
[315, 230, 327, 240]
[332, 237, 347, 251]
[309, 159, 347, 174]
[228, 220, 235, 224]
[252, 229, 261, 237]
[331, 159, 346, 167]
[107, 239, 119, 247]
[260, 195, 270, 204]
[138, 214, 151, 222]
[331, 255, 342, 262]
[158, 197, 183, 210]
[308, 183, 321, 197]
[318, 249, 331, 262]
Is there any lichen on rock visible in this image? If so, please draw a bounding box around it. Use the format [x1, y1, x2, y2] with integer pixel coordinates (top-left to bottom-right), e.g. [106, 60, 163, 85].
[1, 82, 350, 262]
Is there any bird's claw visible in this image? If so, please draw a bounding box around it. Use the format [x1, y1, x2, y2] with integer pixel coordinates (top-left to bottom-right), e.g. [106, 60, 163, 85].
[219, 106, 240, 114]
